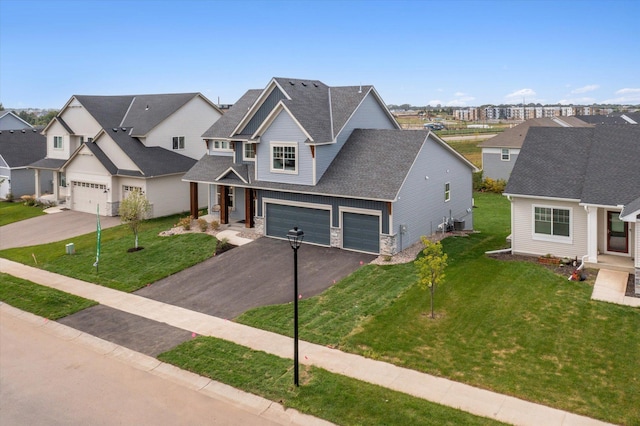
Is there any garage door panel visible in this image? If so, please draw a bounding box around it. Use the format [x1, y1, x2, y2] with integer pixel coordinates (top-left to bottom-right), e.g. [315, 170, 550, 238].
[72, 181, 107, 215]
[266, 203, 330, 246]
[343, 212, 379, 254]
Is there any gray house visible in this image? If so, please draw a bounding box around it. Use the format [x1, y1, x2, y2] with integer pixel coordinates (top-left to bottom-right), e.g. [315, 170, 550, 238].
[0, 115, 52, 199]
[478, 117, 592, 181]
[184, 77, 478, 255]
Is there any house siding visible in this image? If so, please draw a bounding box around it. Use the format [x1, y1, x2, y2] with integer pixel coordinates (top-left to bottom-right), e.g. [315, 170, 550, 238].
[394, 136, 474, 251]
[481, 148, 519, 181]
[511, 197, 588, 258]
[242, 87, 286, 136]
[316, 93, 396, 181]
[145, 174, 206, 218]
[256, 111, 313, 185]
[257, 189, 389, 234]
[0, 168, 50, 198]
[0, 115, 31, 130]
[96, 136, 140, 171]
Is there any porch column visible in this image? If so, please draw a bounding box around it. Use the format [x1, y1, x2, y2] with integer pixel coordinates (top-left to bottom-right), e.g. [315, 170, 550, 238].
[219, 185, 229, 224]
[52, 171, 59, 201]
[586, 206, 598, 263]
[190, 182, 198, 219]
[34, 169, 41, 197]
[244, 188, 254, 228]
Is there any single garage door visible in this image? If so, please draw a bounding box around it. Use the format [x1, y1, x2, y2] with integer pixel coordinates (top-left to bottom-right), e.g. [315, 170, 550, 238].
[72, 181, 108, 215]
[343, 212, 380, 254]
[266, 203, 330, 245]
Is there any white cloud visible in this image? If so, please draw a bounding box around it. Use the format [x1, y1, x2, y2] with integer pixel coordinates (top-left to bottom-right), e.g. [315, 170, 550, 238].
[454, 91, 466, 97]
[602, 88, 640, 104]
[446, 95, 476, 107]
[570, 84, 599, 94]
[505, 88, 536, 102]
[427, 100, 443, 107]
[616, 88, 640, 95]
[557, 97, 596, 105]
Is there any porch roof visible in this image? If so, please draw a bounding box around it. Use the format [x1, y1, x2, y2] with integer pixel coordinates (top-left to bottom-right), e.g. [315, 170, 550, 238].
[28, 157, 66, 170]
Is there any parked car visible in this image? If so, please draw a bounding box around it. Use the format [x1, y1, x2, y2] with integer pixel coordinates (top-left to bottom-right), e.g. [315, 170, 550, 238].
[424, 123, 445, 130]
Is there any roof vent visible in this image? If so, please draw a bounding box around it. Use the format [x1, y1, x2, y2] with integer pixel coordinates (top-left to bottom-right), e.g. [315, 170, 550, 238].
[113, 128, 118, 132]
[121, 127, 126, 131]
[313, 83, 318, 87]
[145, 105, 149, 111]
[301, 82, 307, 86]
[32, 128, 37, 132]
[289, 81, 295, 85]
[22, 129, 26, 133]
[9, 130, 13, 133]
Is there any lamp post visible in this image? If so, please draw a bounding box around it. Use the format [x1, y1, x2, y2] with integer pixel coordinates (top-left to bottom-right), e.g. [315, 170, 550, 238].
[287, 226, 304, 387]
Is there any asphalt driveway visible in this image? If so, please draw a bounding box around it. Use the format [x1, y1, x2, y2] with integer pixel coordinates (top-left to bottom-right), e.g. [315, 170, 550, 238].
[134, 237, 377, 319]
[0, 210, 121, 250]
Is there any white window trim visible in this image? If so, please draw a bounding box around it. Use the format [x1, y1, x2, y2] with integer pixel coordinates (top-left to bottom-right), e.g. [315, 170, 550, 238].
[216, 186, 235, 211]
[243, 142, 256, 161]
[501, 148, 510, 161]
[531, 204, 573, 244]
[172, 136, 185, 150]
[53, 136, 63, 150]
[444, 182, 451, 202]
[270, 141, 298, 174]
[212, 140, 233, 152]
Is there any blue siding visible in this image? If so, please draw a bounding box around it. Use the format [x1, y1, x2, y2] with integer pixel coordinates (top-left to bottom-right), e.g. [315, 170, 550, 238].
[482, 152, 517, 181]
[257, 189, 389, 234]
[316, 93, 397, 181]
[241, 87, 286, 135]
[394, 137, 474, 250]
[256, 111, 314, 185]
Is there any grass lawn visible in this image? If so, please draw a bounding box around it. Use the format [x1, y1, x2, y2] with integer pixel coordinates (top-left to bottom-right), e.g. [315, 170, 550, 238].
[238, 192, 640, 425]
[0, 201, 46, 226]
[444, 139, 484, 168]
[0, 273, 97, 319]
[159, 336, 504, 426]
[0, 215, 218, 292]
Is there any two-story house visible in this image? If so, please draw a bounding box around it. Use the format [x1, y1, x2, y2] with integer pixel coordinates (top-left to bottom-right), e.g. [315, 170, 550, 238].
[30, 93, 222, 217]
[184, 78, 478, 255]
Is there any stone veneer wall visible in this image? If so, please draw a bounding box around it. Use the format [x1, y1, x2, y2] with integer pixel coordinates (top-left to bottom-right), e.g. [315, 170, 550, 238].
[330, 227, 341, 248]
[254, 217, 264, 235]
[380, 234, 398, 256]
[635, 269, 640, 296]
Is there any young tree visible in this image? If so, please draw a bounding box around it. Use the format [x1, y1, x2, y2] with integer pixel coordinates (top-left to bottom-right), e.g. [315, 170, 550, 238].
[118, 190, 151, 250]
[414, 236, 448, 319]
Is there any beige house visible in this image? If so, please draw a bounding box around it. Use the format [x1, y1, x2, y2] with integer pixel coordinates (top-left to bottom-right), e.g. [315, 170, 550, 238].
[31, 93, 222, 216]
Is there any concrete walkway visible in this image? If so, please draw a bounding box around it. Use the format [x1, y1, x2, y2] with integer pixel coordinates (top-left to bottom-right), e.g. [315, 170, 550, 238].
[0, 258, 615, 426]
[591, 268, 640, 307]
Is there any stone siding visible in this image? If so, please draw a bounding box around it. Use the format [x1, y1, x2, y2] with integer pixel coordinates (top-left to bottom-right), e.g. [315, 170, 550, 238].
[635, 268, 640, 296]
[254, 217, 264, 235]
[330, 227, 341, 248]
[380, 234, 398, 256]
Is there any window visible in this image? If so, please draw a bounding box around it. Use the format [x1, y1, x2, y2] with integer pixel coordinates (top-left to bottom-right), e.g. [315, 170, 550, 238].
[534, 206, 570, 237]
[501, 148, 510, 161]
[172, 136, 185, 150]
[54, 136, 63, 149]
[271, 143, 297, 173]
[243, 142, 256, 161]
[216, 186, 234, 209]
[213, 140, 232, 151]
[444, 182, 451, 202]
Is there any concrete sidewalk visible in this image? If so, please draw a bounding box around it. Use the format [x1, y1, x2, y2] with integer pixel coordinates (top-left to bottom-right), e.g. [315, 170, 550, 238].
[591, 268, 640, 307]
[0, 258, 615, 426]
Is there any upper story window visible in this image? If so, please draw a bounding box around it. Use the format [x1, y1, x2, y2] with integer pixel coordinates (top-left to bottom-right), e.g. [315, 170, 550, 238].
[212, 140, 232, 151]
[271, 142, 297, 174]
[53, 136, 63, 149]
[172, 136, 185, 150]
[501, 148, 510, 161]
[534, 206, 570, 239]
[243, 142, 256, 161]
[444, 182, 451, 202]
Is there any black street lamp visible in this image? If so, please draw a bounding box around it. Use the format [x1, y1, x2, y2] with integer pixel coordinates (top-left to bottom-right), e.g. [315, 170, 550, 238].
[287, 226, 304, 387]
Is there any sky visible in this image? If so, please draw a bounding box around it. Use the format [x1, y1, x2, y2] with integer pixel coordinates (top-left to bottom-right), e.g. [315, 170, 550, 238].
[1, 0, 639, 109]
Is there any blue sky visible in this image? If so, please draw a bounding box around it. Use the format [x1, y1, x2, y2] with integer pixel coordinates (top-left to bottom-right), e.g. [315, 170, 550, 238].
[1, 0, 639, 109]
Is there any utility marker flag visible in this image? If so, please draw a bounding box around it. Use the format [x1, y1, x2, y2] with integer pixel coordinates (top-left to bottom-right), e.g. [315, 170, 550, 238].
[94, 205, 101, 268]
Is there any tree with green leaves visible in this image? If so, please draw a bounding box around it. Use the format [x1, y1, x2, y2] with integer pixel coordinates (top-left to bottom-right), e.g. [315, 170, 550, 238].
[414, 236, 448, 319]
[118, 190, 151, 250]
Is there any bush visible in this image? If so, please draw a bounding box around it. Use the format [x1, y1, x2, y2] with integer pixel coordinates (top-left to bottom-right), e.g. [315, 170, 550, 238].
[5, 192, 14, 202]
[176, 216, 193, 230]
[472, 171, 484, 192]
[197, 218, 208, 232]
[210, 220, 220, 231]
[21, 195, 36, 206]
[477, 177, 507, 194]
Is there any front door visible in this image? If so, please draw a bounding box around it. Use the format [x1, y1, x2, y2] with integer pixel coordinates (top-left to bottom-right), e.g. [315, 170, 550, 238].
[607, 211, 628, 253]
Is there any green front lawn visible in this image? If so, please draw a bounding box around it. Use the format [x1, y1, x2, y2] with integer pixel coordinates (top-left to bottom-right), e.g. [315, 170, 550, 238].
[0, 273, 97, 319]
[0, 201, 46, 226]
[238, 192, 640, 425]
[0, 215, 218, 292]
[159, 336, 504, 426]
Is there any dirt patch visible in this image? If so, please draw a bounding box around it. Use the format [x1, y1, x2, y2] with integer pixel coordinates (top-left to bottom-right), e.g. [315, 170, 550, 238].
[127, 246, 144, 253]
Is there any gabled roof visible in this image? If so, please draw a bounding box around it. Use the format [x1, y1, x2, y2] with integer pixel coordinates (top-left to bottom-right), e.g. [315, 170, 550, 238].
[202, 90, 262, 139]
[505, 126, 640, 208]
[72, 95, 135, 129]
[0, 128, 46, 167]
[576, 113, 640, 126]
[183, 155, 251, 184]
[0, 111, 34, 130]
[478, 117, 592, 149]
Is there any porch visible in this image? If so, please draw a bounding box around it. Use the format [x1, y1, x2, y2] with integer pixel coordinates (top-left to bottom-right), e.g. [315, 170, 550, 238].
[585, 254, 635, 274]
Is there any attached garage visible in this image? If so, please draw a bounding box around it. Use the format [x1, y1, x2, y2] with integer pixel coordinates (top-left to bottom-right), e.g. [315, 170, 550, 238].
[265, 203, 330, 245]
[342, 212, 380, 254]
[71, 181, 108, 215]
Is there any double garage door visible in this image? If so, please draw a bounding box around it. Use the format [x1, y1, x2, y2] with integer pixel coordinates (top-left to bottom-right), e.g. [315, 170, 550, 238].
[265, 203, 380, 254]
[71, 181, 107, 215]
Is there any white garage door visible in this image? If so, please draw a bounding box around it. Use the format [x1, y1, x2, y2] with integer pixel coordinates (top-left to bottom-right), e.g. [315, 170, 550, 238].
[72, 181, 108, 215]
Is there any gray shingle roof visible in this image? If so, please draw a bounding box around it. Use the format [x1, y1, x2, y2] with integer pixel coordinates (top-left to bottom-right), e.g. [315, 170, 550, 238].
[505, 126, 640, 208]
[122, 93, 200, 136]
[28, 157, 66, 170]
[202, 90, 262, 139]
[576, 113, 639, 125]
[73, 95, 135, 128]
[478, 117, 592, 149]
[0, 129, 46, 167]
[183, 155, 251, 183]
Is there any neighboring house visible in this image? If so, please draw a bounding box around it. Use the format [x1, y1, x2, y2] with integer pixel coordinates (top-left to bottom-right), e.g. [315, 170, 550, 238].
[0, 126, 53, 199]
[0, 111, 34, 131]
[478, 117, 593, 181]
[504, 126, 640, 294]
[575, 112, 640, 125]
[184, 77, 477, 255]
[29, 93, 222, 217]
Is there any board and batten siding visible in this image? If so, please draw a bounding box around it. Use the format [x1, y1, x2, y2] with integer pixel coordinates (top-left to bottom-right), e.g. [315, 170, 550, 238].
[316, 93, 397, 182]
[394, 136, 474, 251]
[510, 197, 588, 258]
[241, 87, 286, 136]
[257, 189, 388, 233]
[256, 111, 314, 185]
[481, 148, 520, 181]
